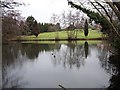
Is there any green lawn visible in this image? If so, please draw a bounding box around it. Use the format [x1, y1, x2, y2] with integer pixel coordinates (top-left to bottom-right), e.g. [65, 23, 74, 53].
[17, 29, 102, 41]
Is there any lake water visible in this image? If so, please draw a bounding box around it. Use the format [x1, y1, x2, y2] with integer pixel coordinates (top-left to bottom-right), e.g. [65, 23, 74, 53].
[2, 41, 117, 88]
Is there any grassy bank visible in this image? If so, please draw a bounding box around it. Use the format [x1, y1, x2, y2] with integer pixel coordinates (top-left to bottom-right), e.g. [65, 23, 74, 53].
[16, 29, 103, 41]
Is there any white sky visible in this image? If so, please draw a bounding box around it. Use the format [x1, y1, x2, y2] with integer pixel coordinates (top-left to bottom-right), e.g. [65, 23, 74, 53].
[18, 0, 71, 23]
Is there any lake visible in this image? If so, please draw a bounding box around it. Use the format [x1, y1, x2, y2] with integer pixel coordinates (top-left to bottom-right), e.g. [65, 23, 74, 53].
[2, 41, 119, 88]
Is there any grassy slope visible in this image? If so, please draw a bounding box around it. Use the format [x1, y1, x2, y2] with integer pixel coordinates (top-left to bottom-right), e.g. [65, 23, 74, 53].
[18, 29, 102, 41]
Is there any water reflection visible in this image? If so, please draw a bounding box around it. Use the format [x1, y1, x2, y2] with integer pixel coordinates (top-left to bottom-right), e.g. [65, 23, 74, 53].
[2, 41, 120, 88]
[51, 42, 87, 69]
[108, 54, 120, 89]
[96, 42, 120, 89]
[2, 67, 26, 88]
[2, 43, 61, 88]
[84, 41, 89, 59]
[2, 43, 26, 88]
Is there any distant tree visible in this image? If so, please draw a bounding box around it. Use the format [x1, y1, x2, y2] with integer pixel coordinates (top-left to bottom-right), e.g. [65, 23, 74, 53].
[19, 21, 28, 35]
[50, 13, 60, 25]
[50, 13, 61, 39]
[84, 19, 89, 36]
[38, 23, 56, 33]
[26, 16, 40, 37]
[39, 23, 44, 33]
[26, 16, 35, 34]
[66, 24, 76, 39]
[56, 23, 61, 30]
[61, 10, 76, 39]
[32, 20, 40, 37]
[48, 25, 56, 32]
[2, 16, 19, 41]
[43, 23, 50, 32]
[48, 23, 61, 32]
[60, 10, 87, 39]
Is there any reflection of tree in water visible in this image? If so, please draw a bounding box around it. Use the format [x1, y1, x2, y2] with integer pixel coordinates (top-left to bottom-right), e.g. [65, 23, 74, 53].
[19, 43, 61, 60]
[66, 43, 85, 69]
[20, 43, 40, 60]
[2, 67, 26, 88]
[2, 43, 27, 88]
[2, 43, 19, 66]
[3, 43, 61, 62]
[2, 43, 61, 88]
[51, 42, 90, 69]
[97, 42, 120, 89]
[2, 42, 61, 88]
[108, 54, 120, 89]
[98, 50, 115, 75]
[23, 44, 59, 59]
[97, 42, 115, 74]
[84, 41, 89, 59]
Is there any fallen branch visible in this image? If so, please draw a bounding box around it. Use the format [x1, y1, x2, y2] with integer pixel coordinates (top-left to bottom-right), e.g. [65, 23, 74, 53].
[58, 84, 67, 90]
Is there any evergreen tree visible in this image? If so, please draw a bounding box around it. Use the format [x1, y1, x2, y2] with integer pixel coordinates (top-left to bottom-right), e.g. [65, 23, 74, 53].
[84, 19, 89, 36]
[26, 16, 35, 33]
[26, 16, 40, 37]
[32, 20, 39, 37]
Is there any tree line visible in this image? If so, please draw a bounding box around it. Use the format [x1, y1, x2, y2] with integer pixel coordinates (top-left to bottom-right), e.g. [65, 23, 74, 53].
[1, 0, 96, 42]
[1, 0, 61, 43]
[23, 15, 61, 37]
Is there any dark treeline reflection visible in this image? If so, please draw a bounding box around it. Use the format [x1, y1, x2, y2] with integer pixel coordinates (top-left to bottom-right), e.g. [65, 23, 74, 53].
[2, 43, 61, 88]
[2, 43, 61, 68]
[3, 43, 61, 62]
[2, 41, 120, 88]
[2, 41, 90, 71]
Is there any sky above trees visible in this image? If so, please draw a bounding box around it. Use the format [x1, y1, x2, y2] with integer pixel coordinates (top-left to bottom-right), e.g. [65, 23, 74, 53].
[18, 0, 71, 23]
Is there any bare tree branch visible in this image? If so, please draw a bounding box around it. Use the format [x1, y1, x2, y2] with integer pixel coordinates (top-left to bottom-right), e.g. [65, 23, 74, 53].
[105, 0, 120, 21]
[90, 1, 120, 37]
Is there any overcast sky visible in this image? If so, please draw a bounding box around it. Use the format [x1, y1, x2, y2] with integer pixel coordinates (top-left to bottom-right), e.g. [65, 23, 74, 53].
[18, 0, 71, 23]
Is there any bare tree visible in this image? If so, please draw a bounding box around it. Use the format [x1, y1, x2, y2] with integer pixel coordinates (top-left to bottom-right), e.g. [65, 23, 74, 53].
[62, 10, 88, 39]
[2, 0, 25, 42]
[50, 13, 61, 39]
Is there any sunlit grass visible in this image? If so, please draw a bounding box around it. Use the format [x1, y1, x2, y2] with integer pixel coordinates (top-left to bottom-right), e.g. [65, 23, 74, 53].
[18, 29, 102, 41]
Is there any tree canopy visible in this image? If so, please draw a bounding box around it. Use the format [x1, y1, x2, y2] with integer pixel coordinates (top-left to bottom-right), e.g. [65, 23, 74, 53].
[26, 16, 40, 37]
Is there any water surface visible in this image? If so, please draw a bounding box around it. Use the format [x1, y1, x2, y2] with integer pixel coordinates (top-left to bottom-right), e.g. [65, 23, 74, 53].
[2, 41, 114, 88]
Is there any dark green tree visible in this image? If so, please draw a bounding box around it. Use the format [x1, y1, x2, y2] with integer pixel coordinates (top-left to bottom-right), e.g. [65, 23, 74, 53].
[84, 19, 89, 36]
[38, 23, 55, 33]
[39, 23, 44, 33]
[26, 16, 35, 34]
[32, 20, 40, 37]
[26, 16, 40, 36]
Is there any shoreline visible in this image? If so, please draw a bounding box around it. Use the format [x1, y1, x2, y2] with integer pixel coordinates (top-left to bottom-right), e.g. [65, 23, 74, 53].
[12, 37, 108, 42]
